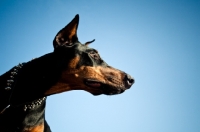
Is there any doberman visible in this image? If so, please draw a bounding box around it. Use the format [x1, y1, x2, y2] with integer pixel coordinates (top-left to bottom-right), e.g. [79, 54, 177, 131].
[0, 14, 134, 132]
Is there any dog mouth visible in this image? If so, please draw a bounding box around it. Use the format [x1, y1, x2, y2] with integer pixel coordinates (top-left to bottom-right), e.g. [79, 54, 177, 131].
[84, 79, 102, 88]
[84, 79, 125, 96]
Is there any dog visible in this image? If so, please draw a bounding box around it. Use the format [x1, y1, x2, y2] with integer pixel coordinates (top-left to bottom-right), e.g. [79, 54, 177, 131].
[0, 14, 134, 132]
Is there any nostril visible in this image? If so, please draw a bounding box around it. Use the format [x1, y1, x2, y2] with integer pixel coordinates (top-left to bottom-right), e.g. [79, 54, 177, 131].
[128, 78, 134, 84]
[124, 74, 134, 88]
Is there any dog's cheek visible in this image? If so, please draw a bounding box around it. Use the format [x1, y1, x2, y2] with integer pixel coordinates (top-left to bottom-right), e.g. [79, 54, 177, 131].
[44, 56, 81, 95]
[67, 56, 80, 69]
[44, 74, 81, 95]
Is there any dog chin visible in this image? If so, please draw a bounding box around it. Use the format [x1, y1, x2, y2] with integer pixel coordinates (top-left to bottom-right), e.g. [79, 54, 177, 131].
[90, 88, 125, 96]
[84, 79, 126, 96]
[91, 93, 102, 96]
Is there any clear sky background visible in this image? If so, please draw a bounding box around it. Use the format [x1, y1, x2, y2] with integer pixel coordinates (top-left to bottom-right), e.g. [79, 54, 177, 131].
[0, 0, 199, 132]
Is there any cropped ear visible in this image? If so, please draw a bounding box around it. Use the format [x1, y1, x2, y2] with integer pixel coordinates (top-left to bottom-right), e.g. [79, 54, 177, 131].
[53, 14, 79, 48]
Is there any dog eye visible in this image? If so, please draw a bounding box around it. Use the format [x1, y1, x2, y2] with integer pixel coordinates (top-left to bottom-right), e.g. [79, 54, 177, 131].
[89, 51, 100, 60]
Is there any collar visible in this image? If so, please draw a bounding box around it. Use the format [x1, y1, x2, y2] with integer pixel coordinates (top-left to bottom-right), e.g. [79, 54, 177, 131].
[0, 63, 46, 114]
[23, 97, 46, 111]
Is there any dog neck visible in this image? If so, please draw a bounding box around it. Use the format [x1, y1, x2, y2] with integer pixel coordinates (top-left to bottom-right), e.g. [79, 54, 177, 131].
[0, 60, 49, 131]
[0, 52, 66, 110]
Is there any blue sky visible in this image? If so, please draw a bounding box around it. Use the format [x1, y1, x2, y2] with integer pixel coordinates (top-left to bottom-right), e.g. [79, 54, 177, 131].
[0, 0, 199, 132]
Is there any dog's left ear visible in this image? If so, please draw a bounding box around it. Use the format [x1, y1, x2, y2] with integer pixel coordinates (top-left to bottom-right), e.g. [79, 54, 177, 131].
[53, 14, 79, 48]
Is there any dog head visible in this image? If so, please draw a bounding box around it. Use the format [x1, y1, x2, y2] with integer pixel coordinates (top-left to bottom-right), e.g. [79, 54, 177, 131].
[46, 14, 134, 96]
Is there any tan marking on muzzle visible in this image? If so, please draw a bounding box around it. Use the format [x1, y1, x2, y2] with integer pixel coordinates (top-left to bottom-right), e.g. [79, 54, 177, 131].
[82, 66, 125, 88]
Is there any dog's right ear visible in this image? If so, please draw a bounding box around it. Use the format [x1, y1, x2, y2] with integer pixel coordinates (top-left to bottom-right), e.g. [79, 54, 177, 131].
[53, 14, 79, 48]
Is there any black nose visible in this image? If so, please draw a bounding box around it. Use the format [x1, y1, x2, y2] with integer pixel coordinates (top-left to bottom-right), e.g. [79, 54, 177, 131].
[124, 74, 134, 89]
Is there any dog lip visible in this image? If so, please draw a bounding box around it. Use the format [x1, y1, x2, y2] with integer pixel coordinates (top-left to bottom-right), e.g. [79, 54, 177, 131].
[84, 79, 127, 95]
[84, 79, 102, 88]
